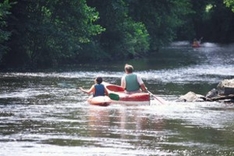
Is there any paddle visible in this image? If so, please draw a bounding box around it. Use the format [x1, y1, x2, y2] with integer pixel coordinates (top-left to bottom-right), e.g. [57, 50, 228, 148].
[147, 90, 165, 104]
[109, 93, 120, 100]
[199, 37, 203, 43]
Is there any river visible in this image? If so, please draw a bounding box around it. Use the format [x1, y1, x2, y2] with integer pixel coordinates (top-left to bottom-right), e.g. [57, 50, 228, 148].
[1, 42, 234, 156]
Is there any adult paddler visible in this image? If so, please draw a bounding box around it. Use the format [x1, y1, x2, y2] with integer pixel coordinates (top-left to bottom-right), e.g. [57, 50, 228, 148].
[121, 64, 147, 93]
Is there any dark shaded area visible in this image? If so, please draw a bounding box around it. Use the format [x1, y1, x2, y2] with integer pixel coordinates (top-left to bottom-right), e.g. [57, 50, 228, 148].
[0, 0, 234, 71]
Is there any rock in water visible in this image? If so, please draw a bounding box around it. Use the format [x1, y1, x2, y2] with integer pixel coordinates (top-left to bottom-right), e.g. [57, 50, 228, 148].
[217, 79, 234, 95]
[177, 91, 205, 102]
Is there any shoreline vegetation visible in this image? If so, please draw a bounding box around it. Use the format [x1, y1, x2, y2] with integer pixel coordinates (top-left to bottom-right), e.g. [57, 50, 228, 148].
[1, 1, 234, 71]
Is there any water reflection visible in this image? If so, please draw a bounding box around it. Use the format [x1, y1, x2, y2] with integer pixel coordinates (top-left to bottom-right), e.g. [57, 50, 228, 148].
[86, 105, 167, 146]
[88, 106, 110, 137]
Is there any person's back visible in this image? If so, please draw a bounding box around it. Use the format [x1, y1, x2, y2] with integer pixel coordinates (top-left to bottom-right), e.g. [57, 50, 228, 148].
[125, 73, 140, 92]
[121, 64, 147, 93]
[94, 83, 105, 97]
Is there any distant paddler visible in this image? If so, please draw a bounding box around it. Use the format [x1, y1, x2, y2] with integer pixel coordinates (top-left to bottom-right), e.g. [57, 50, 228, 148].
[192, 37, 203, 48]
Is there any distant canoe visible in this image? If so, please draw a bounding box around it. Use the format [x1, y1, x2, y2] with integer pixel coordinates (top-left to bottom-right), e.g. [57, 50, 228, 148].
[192, 42, 201, 48]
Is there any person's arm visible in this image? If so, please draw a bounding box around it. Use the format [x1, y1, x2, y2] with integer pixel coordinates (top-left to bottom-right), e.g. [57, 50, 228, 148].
[137, 75, 147, 92]
[79, 85, 95, 94]
[121, 76, 126, 89]
[104, 87, 109, 96]
[140, 83, 147, 92]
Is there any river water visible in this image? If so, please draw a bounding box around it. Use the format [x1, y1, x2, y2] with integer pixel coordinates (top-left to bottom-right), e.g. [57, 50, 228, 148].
[1, 42, 234, 156]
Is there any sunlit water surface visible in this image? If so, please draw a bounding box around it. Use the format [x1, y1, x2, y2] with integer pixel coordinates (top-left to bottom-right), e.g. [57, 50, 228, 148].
[1, 42, 234, 156]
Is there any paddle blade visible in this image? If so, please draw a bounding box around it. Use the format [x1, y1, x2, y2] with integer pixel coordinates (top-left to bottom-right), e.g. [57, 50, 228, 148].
[147, 90, 166, 104]
[152, 95, 166, 104]
[109, 93, 120, 100]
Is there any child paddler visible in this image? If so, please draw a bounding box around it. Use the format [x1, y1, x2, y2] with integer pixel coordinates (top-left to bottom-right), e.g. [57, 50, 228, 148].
[79, 77, 108, 97]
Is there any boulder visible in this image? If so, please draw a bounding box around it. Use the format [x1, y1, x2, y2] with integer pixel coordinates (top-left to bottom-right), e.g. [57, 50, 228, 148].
[204, 79, 234, 102]
[176, 79, 234, 102]
[217, 79, 234, 95]
[177, 91, 205, 102]
[205, 88, 218, 99]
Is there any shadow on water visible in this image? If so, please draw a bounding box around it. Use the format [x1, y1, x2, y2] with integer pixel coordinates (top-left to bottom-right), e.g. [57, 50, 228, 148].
[1, 42, 234, 155]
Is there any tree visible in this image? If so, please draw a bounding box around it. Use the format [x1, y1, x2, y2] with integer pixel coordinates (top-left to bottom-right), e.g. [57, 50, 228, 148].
[87, 0, 150, 59]
[193, 0, 234, 43]
[224, 0, 234, 12]
[0, 0, 12, 62]
[2, 0, 104, 69]
[128, 0, 193, 51]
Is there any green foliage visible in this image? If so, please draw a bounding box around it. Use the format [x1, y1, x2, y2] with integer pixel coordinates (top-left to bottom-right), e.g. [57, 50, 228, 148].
[128, 0, 193, 51]
[194, 0, 234, 43]
[87, 0, 149, 59]
[3, 0, 104, 69]
[122, 20, 149, 57]
[224, 0, 234, 12]
[1, 0, 234, 70]
[0, 0, 12, 61]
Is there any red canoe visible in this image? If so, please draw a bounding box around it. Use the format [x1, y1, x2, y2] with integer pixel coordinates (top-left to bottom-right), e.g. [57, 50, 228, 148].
[87, 96, 111, 106]
[104, 83, 150, 105]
